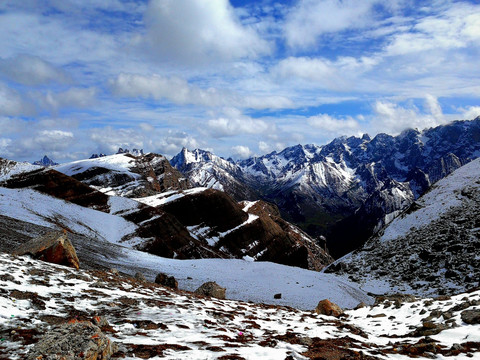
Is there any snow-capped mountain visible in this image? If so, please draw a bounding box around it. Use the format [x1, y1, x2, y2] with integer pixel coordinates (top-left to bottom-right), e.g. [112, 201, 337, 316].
[170, 147, 257, 200]
[172, 117, 480, 258]
[32, 155, 58, 167]
[326, 157, 480, 297]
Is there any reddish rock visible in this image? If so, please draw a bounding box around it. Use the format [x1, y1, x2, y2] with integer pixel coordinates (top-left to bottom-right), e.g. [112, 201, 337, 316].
[315, 299, 344, 317]
[13, 231, 80, 270]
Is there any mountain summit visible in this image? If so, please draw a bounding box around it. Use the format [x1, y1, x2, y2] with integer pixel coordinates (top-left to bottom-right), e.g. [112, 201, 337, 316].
[32, 155, 58, 167]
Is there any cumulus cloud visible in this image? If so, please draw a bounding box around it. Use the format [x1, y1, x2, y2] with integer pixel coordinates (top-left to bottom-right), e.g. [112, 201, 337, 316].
[0, 54, 68, 85]
[370, 96, 449, 135]
[231, 145, 252, 159]
[144, 0, 270, 62]
[43, 87, 97, 111]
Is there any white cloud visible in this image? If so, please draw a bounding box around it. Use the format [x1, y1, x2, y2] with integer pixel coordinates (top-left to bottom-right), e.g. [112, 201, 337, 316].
[424, 94, 443, 121]
[273, 56, 378, 90]
[0, 83, 35, 116]
[385, 3, 480, 56]
[307, 114, 360, 134]
[0, 54, 68, 85]
[460, 106, 480, 120]
[370, 97, 449, 135]
[110, 73, 292, 110]
[206, 109, 272, 137]
[43, 87, 97, 112]
[231, 145, 252, 159]
[284, 0, 380, 49]
[144, 0, 270, 62]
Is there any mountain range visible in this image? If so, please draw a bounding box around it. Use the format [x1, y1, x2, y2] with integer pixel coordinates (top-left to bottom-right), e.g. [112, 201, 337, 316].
[171, 116, 480, 258]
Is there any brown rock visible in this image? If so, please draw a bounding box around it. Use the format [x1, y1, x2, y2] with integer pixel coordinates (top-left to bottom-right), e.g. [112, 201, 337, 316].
[194, 281, 226, 299]
[155, 273, 178, 289]
[315, 299, 344, 317]
[12, 231, 80, 270]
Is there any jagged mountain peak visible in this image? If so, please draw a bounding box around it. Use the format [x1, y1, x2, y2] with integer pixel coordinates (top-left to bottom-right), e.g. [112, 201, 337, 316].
[32, 155, 58, 167]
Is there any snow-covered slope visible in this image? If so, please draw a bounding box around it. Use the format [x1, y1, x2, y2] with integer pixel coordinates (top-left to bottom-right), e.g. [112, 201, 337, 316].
[327, 157, 480, 296]
[1, 252, 479, 359]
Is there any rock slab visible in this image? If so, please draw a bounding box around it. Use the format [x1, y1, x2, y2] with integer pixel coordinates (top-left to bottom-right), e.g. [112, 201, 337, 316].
[13, 231, 80, 270]
[194, 281, 226, 299]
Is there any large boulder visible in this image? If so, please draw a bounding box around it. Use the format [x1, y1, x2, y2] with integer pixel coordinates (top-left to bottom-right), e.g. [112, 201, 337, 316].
[27, 320, 117, 360]
[461, 309, 480, 324]
[315, 299, 344, 317]
[194, 281, 226, 299]
[155, 273, 178, 289]
[12, 231, 80, 270]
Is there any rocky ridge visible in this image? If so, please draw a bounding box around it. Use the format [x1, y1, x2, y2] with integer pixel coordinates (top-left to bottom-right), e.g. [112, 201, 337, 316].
[326, 157, 480, 297]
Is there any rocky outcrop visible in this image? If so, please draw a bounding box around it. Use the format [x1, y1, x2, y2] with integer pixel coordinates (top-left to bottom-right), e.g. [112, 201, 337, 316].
[27, 320, 117, 360]
[13, 231, 80, 270]
[194, 281, 226, 299]
[155, 273, 178, 289]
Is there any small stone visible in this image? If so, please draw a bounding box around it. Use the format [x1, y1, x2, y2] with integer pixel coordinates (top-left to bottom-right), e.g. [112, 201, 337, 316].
[274, 293, 282, 299]
[134, 272, 146, 282]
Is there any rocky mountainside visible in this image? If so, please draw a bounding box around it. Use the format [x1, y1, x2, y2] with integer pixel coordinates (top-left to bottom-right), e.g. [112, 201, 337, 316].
[55, 152, 190, 198]
[326, 157, 480, 297]
[1, 156, 332, 270]
[172, 117, 480, 258]
[1, 251, 479, 359]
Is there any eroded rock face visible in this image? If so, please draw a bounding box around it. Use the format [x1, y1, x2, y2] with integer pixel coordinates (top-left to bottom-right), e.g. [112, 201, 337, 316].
[315, 299, 344, 317]
[13, 231, 80, 270]
[27, 320, 117, 360]
[194, 281, 226, 299]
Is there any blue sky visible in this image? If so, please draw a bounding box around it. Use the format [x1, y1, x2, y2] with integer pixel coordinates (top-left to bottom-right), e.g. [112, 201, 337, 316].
[0, 0, 479, 162]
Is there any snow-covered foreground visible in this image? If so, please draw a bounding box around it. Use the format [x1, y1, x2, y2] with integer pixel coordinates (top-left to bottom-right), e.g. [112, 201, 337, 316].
[1, 253, 479, 360]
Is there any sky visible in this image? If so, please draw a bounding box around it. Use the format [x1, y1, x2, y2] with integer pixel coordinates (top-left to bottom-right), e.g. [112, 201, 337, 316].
[0, 0, 479, 163]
